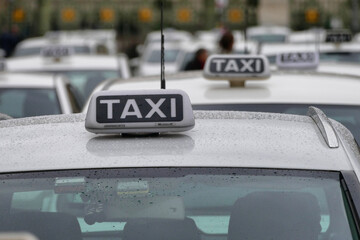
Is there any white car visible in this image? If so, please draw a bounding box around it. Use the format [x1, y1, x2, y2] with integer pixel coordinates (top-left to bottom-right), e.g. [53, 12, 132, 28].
[87, 55, 360, 144]
[137, 42, 184, 76]
[45, 30, 118, 56]
[261, 42, 360, 63]
[247, 25, 291, 43]
[0, 88, 360, 240]
[6, 53, 130, 107]
[0, 72, 78, 118]
[12, 37, 100, 58]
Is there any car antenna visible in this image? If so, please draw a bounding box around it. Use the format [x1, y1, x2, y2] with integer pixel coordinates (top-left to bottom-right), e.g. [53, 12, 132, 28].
[160, 0, 166, 89]
[244, 1, 248, 54]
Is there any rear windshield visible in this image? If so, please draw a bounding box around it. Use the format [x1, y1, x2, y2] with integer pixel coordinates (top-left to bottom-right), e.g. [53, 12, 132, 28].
[193, 104, 360, 143]
[0, 88, 61, 118]
[0, 168, 358, 240]
[146, 49, 180, 63]
[52, 70, 119, 106]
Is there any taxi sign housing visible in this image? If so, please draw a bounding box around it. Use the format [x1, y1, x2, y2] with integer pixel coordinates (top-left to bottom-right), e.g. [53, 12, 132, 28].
[276, 51, 319, 70]
[203, 54, 270, 87]
[85, 89, 195, 134]
[325, 30, 352, 43]
[41, 46, 74, 58]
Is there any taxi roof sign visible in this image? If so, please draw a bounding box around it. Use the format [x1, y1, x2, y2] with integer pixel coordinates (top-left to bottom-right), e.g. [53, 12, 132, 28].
[276, 51, 319, 70]
[325, 30, 352, 43]
[203, 54, 270, 86]
[41, 46, 74, 58]
[85, 89, 195, 134]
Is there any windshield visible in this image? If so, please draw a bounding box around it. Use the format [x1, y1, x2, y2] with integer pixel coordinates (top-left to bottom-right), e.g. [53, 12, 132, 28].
[13, 46, 91, 57]
[146, 49, 180, 63]
[48, 70, 119, 106]
[249, 34, 287, 43]
[0, 88, 61, 118]
[0, 168, 357, 239]
[320, 52, 360, 63]
[193, 104, 360, 143]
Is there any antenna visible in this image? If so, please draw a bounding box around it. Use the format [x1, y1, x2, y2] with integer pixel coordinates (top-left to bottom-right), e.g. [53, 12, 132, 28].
[160, 0, 166, 89]
[244, 1, 248, 54]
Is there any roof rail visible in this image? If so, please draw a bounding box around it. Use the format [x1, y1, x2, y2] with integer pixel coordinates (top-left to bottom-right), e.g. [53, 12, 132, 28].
[307, 106, 339, 148]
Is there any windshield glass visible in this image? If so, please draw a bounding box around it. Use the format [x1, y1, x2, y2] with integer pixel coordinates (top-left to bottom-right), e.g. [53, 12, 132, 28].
[13, 46, 91, 57]
[146, 49, 180, 63]
[0, 88, 61, 118]
[193, 104, 360, 143]
[50, 70, 119, 105]
[320, 52, 360, 63]
[0, 168, 356, 239]
[249, 34, 286, 43]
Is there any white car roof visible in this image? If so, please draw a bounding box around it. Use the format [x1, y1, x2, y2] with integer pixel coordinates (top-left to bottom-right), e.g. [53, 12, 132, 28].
[288, 29, 326, 43]
[261, 42, 360, 55]
[15, 36, 97, 49]
[0, 72, 56, 88]
[0, 111, 358, 174]
[247, 26, 291, 36]
[145, 30, 193, 44]
[6, 55, 120, 72]
[90, 66, 360, 106]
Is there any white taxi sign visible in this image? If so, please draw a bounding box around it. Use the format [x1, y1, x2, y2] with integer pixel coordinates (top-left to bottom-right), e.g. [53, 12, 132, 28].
[41, 46, 74, 58]
[276, 52, 319, 70]
[325, 30, 352, 43]
[203, 54, 270, 81]
[85, 89, 195, 134]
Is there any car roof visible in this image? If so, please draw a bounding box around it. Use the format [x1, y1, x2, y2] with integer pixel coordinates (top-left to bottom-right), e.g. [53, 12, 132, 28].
[261, 42, 360, 55]
[0, 72, 56, 88]
[0, 111, 358, 174]
[15, 36, 97, 49]
[90, 66, 360, 106]
[6, 55, 120, 72]
[247, 26, 291, 36]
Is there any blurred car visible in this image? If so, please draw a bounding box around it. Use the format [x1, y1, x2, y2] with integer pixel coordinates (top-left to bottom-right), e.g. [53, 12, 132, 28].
[137, 42, 184, 76]
[246, 25, 291, 44]
[0, 89, 360, 240]
[45, 29, 117, 56]
[86, 55, 360, 143]
[11, 36, 100, 58]
[0, 72, 79, 118]
[261, 42, 360, 64]
[6, 52, 130, 108]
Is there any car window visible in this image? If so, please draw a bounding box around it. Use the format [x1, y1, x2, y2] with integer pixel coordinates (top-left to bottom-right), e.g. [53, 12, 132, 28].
[0, 88, 61, 118]
[320, 52, 360, 63]
[52, 70, 119, 106]
[2, 168, 358, 239]
[146, 49, 180, 63]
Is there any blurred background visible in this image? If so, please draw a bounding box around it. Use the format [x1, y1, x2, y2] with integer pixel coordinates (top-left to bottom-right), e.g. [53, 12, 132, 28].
[0, 0, 358, 57]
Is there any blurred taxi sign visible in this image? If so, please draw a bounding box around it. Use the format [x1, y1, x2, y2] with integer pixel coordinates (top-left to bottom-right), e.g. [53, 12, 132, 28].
[138, 8, 153, 23]
[325, 30, 352, 43]
[85, 89, 195, 134]
[61, 8, 76, 23]
[276, 52, 319, 70]
[203, 54, 270, 86]
[41, 46, 73, 58]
